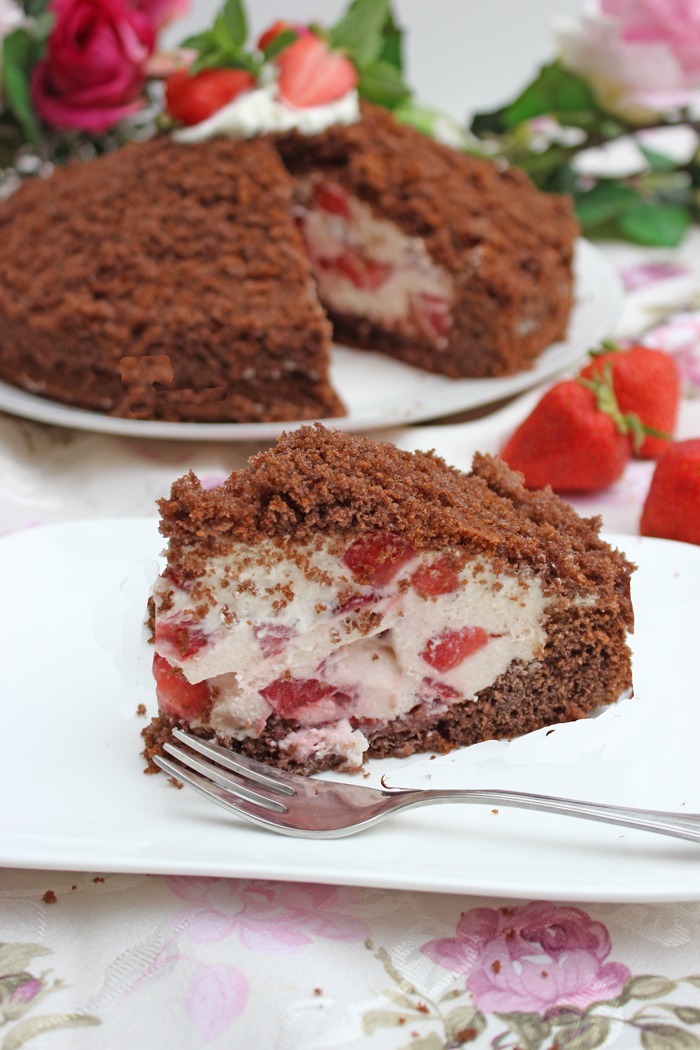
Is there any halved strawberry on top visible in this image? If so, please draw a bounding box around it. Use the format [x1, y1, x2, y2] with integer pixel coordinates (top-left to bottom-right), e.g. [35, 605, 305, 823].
[276, 34, 357, 109]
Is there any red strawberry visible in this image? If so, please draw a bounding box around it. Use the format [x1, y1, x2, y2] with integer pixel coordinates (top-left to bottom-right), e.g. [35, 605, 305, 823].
[155, 617, 208, 659]
[640, 439, 700, 545]
[343, 533, 414, 586]
[165, 68, 256, 126]
[421, 627, 490, 673]
[333, 248, 392, 290]
[313, 180, 351, 219]
[253, 623, 294, 658]
[500, 378, 633, 493]
[153, 654, 210, 718]
[260, 677, 351, 718]
[411, 556, 460, 598]
[580, 344, 680, 459]
[257, 19, 293, 52]
[276, 34, 357, 109]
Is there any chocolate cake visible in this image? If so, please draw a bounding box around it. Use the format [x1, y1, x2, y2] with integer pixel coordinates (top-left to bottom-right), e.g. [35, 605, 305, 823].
[142, 425, 634, 775]
[0, 104, 577, 424]
[0, 136, 343, 423]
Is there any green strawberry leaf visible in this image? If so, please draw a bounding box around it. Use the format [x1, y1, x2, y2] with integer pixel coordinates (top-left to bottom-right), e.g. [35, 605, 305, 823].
[261, 27, 298, 60]
[378, 15, 403, 70]
[219, 0, 248, 48]
[330, 0, 391, 69]
[357, 58, 411, 108]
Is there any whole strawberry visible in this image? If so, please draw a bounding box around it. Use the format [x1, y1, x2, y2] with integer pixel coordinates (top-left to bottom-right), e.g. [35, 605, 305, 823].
[640, 439, 700, 545]
[165, 68, 256, 126]
[500, 378, 632, 492]
[580, 343, 680, 459]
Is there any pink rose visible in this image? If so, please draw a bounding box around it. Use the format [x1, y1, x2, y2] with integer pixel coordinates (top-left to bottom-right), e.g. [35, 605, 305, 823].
[31, 0, 155, 134]
[557, 0, 700, 122]
[421, 901, 630, 1014]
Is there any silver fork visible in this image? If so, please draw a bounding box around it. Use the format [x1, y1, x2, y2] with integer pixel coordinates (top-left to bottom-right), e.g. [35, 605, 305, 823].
[154, 729, 700, 842]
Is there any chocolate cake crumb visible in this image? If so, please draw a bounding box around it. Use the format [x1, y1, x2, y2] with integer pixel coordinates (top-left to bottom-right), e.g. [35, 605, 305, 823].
[42, 890, 57, 904]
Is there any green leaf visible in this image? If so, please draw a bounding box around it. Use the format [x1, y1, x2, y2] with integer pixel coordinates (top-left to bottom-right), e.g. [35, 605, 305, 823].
[3, 1014, 100, 1050]
[640, 1024, 700, 1050]
[624, 975, 679, 1001]
[1, 29, 42, 143]
[261, 27, 298, 60]
[638, 143, 678, 173]
[219, 0, 248, 48]
[330, 0, 390, 68]
[357, 58, 411, 108]
[574, 181, 639, 228]
[444, 1005, 486, 1043]
[496, 1011, 552, 1050]
[502, 61, 598, 128]
[672, 1007, 700, 1025]
[378, 16, 403, 70]
[555, 1016, 611, 1050]
[618, 199, 690, 246]
[470, 105, 509, 137]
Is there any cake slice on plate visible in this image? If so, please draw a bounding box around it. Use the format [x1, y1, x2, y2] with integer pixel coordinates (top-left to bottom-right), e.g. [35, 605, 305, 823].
[143, 425, 634, 775]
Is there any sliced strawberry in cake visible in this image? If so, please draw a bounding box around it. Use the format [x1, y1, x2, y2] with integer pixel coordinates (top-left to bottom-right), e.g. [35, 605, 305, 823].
[143, 426, 635, 776]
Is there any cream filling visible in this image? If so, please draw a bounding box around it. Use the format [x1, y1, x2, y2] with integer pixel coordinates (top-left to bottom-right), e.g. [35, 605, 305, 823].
[153, 537, 552, 751]
[295, 177, 453, 343]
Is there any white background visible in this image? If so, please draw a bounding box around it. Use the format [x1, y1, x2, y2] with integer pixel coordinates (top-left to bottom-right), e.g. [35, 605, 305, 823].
[163, 0, 584, 122]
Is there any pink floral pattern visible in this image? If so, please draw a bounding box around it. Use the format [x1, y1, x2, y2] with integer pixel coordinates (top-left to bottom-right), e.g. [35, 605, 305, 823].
[421, 901, 630, 1014]
[165, 878, 369, 951]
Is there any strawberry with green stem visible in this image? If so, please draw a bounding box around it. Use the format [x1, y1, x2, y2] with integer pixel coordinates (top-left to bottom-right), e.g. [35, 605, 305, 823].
[501, 370, 652, 493]
[580, 342, 680, 459]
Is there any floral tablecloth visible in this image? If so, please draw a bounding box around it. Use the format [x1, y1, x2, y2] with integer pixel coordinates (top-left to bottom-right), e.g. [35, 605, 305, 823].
[2, 234, 700, 1049]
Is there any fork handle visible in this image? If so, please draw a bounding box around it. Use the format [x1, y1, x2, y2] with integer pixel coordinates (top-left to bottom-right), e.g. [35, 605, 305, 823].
[382, 788, 700, 844]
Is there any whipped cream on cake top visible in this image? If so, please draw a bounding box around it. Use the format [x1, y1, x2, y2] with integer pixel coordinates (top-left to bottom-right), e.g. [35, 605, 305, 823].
[151, 532, 551, 767]
[173, 74, 359, 144]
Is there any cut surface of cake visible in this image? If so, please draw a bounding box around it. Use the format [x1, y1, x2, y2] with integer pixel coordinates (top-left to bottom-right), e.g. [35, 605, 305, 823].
[143, 425, 634, 776]
[0, 136, 343, 423]
[279, 103, 578, 378]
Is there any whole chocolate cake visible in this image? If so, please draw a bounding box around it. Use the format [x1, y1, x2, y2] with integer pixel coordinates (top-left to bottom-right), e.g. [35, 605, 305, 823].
[0, 102, 578, 424]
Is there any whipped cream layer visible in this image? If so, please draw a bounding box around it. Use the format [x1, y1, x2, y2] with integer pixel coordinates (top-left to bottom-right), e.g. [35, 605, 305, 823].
[152, 533, 552, 768]
[173, 77, 360, 144]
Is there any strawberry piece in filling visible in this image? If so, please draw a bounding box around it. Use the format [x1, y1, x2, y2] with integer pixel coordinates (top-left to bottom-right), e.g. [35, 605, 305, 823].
[343, 533, 415, 586]
[261, 677, 354, 723]
[420, 626, 490, 673]
[153, 654, 211, 719]
[411, 556, 460, 598]
[155, 618, 208, 659]
[254, 622, 294, 658]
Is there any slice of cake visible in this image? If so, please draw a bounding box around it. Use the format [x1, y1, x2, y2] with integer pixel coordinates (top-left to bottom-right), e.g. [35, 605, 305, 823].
[278, 103, 578, 378]
[143, 425, 634, 775]
[0, 136, 344, 423]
